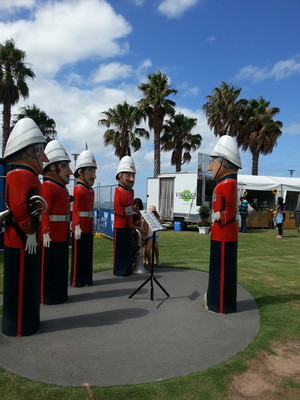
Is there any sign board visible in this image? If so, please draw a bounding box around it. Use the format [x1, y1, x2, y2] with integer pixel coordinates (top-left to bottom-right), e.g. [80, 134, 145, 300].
[99, 208, 114, 238]
[140, 210, 165, 232]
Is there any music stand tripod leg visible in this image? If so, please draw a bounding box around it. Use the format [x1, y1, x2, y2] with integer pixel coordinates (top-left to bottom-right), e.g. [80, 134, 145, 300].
[129, 231, 170, 300]
[128, 275, 151, 298]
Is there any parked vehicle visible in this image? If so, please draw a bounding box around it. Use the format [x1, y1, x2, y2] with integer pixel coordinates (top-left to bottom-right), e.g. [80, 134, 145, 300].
[146, 172, 215, 229]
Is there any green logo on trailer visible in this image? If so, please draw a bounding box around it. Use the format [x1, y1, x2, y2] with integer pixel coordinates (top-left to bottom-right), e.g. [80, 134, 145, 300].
[182, 190, 192, 202]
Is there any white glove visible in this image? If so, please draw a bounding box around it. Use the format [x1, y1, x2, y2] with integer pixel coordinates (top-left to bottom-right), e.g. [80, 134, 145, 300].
[25, 233, 37, 254]
[125, 206, 133, 215]
[211, 211, 221, 223]
[74, 225, 82, 240]
[43, 233, 52, 248]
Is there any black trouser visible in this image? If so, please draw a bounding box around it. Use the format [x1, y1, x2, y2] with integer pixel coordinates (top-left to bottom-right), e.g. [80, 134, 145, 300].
[113, 227, 133, 276]
[207, 240, 237, 314]
[41, 241, 69, 304]
[70, 233, 94, 287]
[277, 223, 283, 236]
[2, 247, 40, 336]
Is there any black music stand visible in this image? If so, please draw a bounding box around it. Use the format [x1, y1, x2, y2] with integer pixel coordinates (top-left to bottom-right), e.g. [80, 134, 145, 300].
[129, 210, 170, 301]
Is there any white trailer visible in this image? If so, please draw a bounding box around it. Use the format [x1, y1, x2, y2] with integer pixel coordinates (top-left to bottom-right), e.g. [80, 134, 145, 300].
[146, 154, 215, 228]
[146, 171, 215, 228]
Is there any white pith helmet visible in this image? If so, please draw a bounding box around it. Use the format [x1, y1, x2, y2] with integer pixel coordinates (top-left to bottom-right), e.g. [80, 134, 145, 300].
[210, 135, 242, 169]
[74, 150, 97, 174]
[116, 156, 136, 179]
[43, 140, 71, 170]
[4, 117, 46, 159]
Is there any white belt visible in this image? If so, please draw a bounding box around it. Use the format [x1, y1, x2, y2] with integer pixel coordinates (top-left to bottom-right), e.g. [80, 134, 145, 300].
[79, 211, 94, 217]
[49, 215, 70, 222]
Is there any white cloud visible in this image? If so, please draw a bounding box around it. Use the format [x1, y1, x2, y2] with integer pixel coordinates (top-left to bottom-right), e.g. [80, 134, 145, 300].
[158, 0, 199, 18]
[206, 35, 216, 43]
[92, 62, 133, 83]
[235, 57, 300, 82]
[0, 0, 35, 10]
[136, 59, 152, 79]
[283, 123, 300, 135]
[0, 0, 132, 77]
[183, 86, 200, 97]
[177, 81, 200, 98]
[271, 59, 300, 79]
[130, 0, 145, 5]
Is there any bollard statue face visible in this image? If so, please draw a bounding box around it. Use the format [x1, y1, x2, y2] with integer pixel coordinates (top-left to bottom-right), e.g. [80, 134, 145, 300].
[30, 144, 49, 175]
[56, 161, 73, 185]
[208, 156, 238, 181]
[117, 172, 135, 190]
[45, 161, 73, 185]
[208, 157, 225, 181]
[11, 143, 49, 175]
[77, 166, 97, 188]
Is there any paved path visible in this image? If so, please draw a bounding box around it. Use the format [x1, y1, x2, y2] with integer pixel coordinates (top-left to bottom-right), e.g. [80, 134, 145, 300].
[0, 268, 259, 387]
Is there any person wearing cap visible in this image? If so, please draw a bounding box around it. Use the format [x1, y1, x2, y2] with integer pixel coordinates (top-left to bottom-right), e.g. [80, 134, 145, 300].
[205, 135, 242, 314]
[40, 140, 73, 304]
[113, 155, 136, 276]
[70, 149, 97, 287]
[2, 117, 48, 336]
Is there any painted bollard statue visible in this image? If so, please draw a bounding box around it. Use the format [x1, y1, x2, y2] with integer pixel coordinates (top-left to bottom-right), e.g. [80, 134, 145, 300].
[2, 118, 48, 336]
[70, 150, 97, 287]
[205, 135, 242, 314]
[40, 140, 73, 304]
[113, 156, 135, 276]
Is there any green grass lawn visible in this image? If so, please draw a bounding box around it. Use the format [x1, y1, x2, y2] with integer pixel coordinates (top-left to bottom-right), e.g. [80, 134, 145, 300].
[0, 227, 300, 399]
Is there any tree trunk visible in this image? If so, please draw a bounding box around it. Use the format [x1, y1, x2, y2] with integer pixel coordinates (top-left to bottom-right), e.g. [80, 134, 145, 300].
[251, 151, 259, 175]
[2, 102, 11, 157]
[153, 128, 161, 177]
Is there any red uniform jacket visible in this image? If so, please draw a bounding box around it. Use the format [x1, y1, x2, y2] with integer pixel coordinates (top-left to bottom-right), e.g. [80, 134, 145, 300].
[114, 185, 134, 229]
[72, 182, 94, 234]
[211, 174, 238, 242]
[4, 167, 42, 248]
[41, 179, 70, 242]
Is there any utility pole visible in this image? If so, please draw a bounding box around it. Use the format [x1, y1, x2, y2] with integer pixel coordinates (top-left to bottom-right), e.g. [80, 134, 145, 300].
[288, 169, 295, 177]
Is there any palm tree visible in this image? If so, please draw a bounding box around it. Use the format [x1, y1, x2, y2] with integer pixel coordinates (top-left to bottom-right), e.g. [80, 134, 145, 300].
[237, 97, 283, 175]
[98, 101, 149, 159]
[203, 81, 247, 137]
[0, 38, 35, 155]
[161, 113, 202, 172]
[137, 71, 177, 177]
[12, 104, 57, 142]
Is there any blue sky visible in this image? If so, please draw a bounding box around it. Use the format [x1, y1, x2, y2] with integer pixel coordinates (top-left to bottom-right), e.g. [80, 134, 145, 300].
[0, 0, 299, 200]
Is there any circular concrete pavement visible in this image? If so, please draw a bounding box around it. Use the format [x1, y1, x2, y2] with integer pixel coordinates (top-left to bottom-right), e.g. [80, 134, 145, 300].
[0, 268, 259, 387]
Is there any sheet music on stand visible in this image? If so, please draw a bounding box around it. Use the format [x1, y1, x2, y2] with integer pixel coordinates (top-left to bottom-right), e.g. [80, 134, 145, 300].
[140, 210, 165, 232]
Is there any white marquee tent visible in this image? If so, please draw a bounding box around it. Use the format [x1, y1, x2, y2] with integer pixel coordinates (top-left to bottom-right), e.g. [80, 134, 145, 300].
[237, 174, 300, 209]
[238, 175, 300, 193]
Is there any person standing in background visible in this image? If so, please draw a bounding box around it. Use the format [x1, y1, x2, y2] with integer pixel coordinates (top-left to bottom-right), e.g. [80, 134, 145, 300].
[274, 196, 285, 239]
[239, 197, 248, 233]
[133, 197, 144, 215]
[70, 150, 97, 287]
